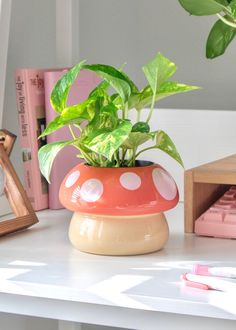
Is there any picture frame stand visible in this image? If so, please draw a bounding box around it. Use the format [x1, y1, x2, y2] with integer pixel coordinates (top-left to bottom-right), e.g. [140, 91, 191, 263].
[0, 129, 38, 236]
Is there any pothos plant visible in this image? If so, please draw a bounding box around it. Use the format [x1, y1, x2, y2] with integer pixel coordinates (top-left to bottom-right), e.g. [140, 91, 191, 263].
[38, 52, 199, 183]
[178, 0, 236, 58]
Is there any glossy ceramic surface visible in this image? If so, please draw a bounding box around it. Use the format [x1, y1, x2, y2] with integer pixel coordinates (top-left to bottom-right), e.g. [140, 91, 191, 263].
[69, 212, 169, 255]
[59, 163, 179, 216]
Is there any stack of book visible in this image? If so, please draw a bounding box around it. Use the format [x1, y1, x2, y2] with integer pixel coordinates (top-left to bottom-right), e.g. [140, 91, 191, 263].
[15, 68, 100, 211]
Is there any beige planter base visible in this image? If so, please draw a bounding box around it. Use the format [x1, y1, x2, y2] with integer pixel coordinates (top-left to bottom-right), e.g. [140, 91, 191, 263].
[69, 212, 169, 256]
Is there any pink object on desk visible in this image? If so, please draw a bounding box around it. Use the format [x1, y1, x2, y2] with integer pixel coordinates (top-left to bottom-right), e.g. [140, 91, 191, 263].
[194, 186, 236, 238]
[192, 264, 236, 278]
[181, 273, 236, 292]
[181, 273, 210, 290]
[192, 264, 210, 276]
[44, 69, 100, 209]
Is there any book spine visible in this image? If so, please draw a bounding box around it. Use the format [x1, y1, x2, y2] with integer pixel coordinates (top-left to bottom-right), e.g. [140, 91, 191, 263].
[15, 69, 48, 211]
[44, 69, 78, 210]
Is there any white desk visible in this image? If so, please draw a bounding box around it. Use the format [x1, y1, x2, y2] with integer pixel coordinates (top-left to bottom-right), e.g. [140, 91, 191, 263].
[0, 204, 236, 330]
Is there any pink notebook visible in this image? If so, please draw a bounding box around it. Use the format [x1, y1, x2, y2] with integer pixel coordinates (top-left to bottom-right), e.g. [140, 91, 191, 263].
[15, 68, 49, 211]
[44, 69, 100, 209]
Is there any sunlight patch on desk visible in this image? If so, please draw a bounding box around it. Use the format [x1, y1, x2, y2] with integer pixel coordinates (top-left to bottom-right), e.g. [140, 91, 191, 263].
[9, 260, 47, 267]
[131, 267, 170, 271]
[152, 260, 200, 270]
[131, 260, 200, 272]
[0, 268, 33, 296]
[86, 274, 153, 309]
[0, 268, 30, 280]
[210, 292, 236, 316]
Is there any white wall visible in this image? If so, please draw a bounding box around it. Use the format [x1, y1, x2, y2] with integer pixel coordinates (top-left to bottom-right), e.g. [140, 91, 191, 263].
[4, 0, 236, 178]
[3, 0, 57, 180]
[0, 0, 57, 215]
[78, 0, 236, 111]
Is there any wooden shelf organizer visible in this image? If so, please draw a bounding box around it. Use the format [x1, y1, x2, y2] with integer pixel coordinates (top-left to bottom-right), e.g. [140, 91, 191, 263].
[184, 154, 236, 233]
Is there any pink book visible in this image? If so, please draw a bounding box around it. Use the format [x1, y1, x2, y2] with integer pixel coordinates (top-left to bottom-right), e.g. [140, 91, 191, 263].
[44, 69, 100, 209]
[15, 68, 49, 211]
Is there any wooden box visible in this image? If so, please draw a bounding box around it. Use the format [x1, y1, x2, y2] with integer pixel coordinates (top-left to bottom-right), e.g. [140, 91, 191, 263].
[184, 154, 236, 233]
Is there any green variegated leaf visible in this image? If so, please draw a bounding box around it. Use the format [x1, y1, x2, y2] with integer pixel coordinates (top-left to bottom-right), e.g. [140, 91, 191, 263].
[50, 61, 86, 113]
[83, 64, 133, 103]
[39, 98, 96, 138]
[122, 132, 153, 149]
[131, 122, 150, 133]
[83, 120, 132, 160]
[111, 92, 141, 110]
[155, 130, 184, 167]
[38, 140, 75, 183]
[88, 80, 110, 98]
[39, 116, 65, 138]
[229, 0, 236, 18]
[127, 93, 141, 109]
[119, 70, 139, 93]
[206, 18, 236, 58]
[61, 100, 96, 123]
[142, 52, 177, 95]
[178, 0, 228, 15]
[136, 81, 200, 110]
[87, 103, 118, 130]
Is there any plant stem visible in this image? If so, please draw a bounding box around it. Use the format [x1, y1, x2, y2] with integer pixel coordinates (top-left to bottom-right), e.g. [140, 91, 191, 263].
[135, 146, 157, 159]
[69, 125, 77, 139]
[132, 148, 137, 166]
[216, 14, 236, 28]
[121, 148, 127, 162]
[73, 144, 82, 152]
[137, 109, 141, 122]
[75, 124, 82, 132]
[80, 149, 97, 166]
[114, 150, 120, 167]
[122, 109, 125, 119]
[126, 148, 136, 167]
[123, 102, 128, 120]
[126, 149, 132, 165]
[99, 154, 104, 166]
[146, 92, 156, 124]
[223, 6, 234, 17]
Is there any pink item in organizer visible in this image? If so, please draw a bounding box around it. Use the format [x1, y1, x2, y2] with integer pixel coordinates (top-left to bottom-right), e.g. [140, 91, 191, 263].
[195, 186, 236, 238]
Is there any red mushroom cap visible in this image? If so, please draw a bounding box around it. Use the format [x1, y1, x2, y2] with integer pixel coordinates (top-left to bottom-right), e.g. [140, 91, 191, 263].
[59, 162, 179, 216]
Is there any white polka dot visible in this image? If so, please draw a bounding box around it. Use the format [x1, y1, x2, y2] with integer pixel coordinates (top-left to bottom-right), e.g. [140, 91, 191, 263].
[152, 168, 177, 200]
[80, 179, 103, 202]
[71, 186, 81, 203]
[120, 172, 141, 190]
[65, 170, 80, 188]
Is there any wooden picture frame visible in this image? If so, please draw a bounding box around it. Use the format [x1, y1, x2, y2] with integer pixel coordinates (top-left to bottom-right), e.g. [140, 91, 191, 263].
[0, 129, 38, 236]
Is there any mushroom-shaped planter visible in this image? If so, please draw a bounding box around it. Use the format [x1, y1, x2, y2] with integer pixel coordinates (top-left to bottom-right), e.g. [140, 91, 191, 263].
[59, 161, 179, 255]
